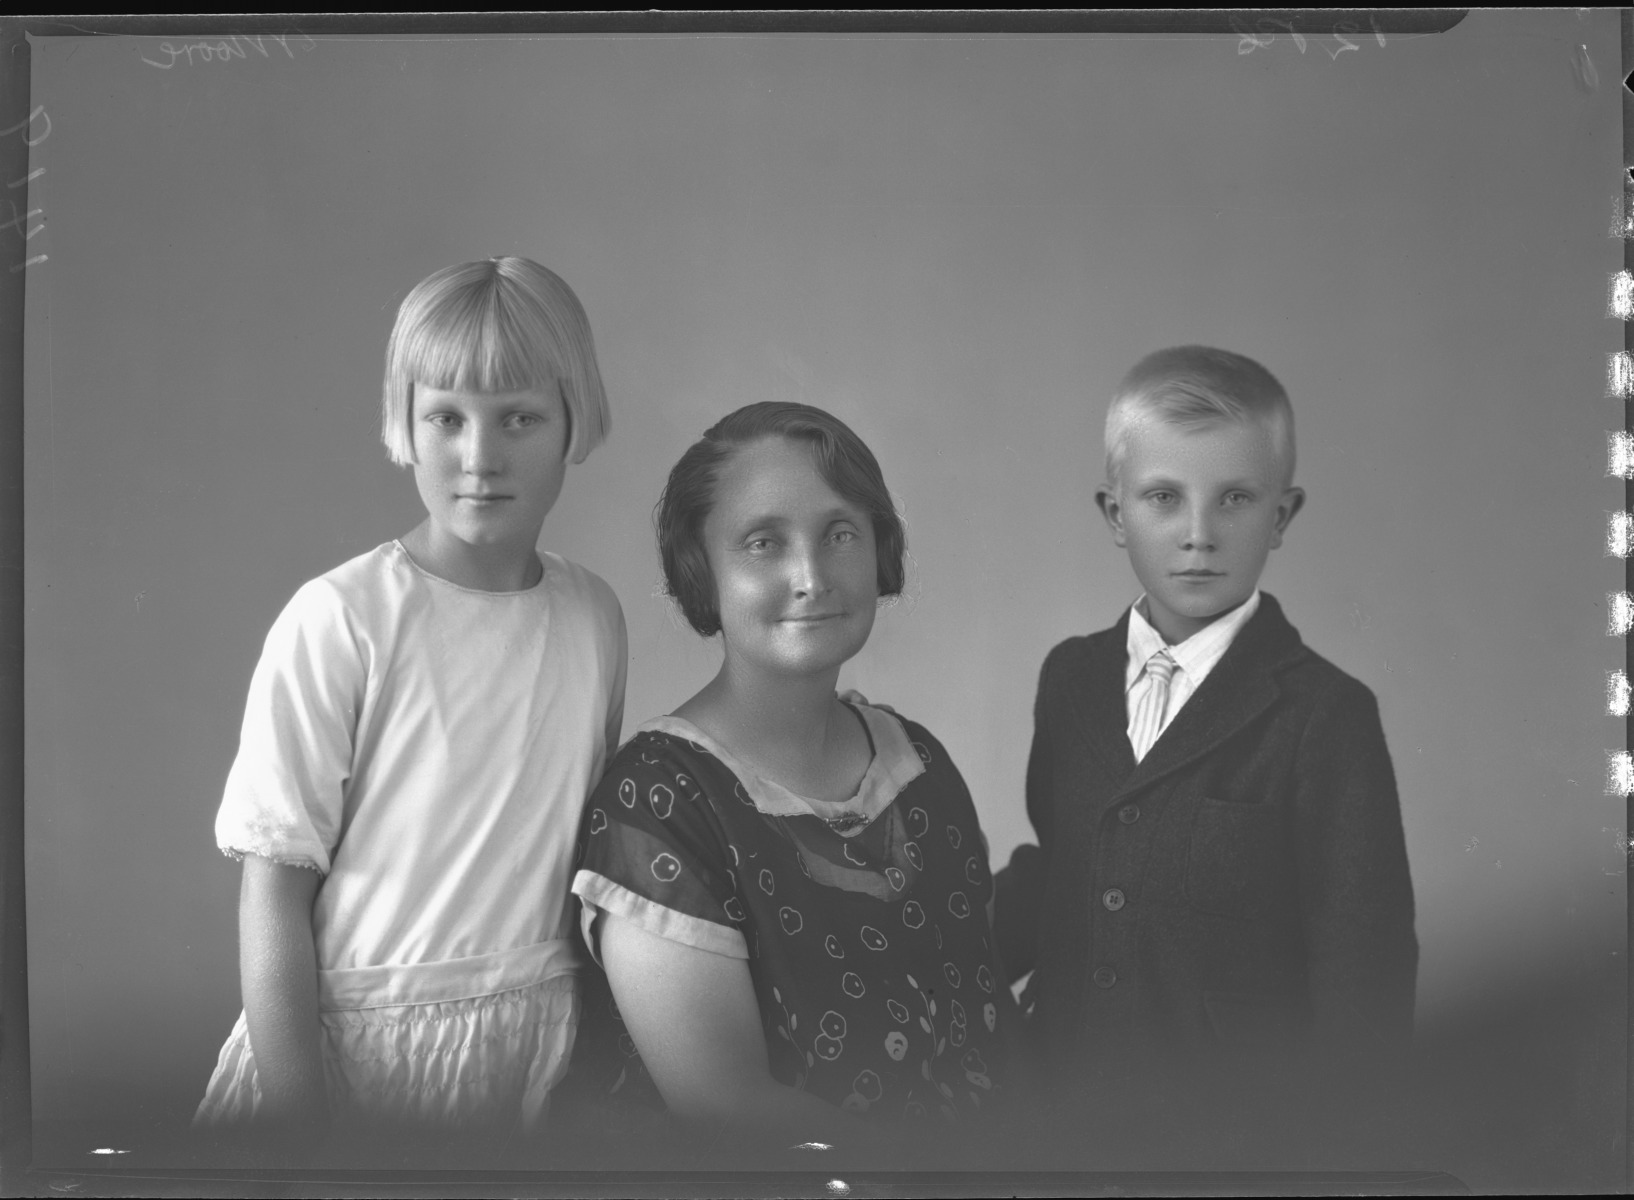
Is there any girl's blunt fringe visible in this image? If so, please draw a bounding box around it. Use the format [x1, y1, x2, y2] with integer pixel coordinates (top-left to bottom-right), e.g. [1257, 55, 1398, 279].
[380, 259, 610, 467]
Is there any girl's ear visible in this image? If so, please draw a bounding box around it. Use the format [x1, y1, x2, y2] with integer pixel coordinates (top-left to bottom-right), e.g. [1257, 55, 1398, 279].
[1095, 485, 1129, 547]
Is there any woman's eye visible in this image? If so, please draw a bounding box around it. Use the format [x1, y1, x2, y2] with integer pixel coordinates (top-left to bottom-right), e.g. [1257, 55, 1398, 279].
[829, 529, 858, 544]
[745, 538, 775, 553]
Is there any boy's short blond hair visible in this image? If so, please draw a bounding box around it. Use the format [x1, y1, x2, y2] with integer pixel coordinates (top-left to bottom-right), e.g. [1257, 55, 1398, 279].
[1104, 345, 1295, 488]
[381, 257, 610, 466]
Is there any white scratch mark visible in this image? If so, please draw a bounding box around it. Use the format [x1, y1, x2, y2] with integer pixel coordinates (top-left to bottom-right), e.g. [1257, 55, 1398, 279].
[0, 105, 51, 145]
[1606, 751, 1634, 797]
[7, 167, 43, 190]
[791, 1141, 832, 1151]
[88, 1149, 129, 1155]
[1608, 432, 1634, 478]
[8, 254, 46, 273]
[1572, 43, 1599, 92]
[1608, 671, 1631, 717]
[827, 1181, 852, 1196]
[134, 592, 145, 613]
[1611, 271, 1634, 319]
[1609, 352, 1633, 396]
[1608, 592, 1633, 636]
[1608, 512, 1633, 557]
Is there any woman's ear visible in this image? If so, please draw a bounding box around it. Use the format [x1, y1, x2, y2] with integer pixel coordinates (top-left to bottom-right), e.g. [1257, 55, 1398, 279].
[1095, 485, 1129, 548]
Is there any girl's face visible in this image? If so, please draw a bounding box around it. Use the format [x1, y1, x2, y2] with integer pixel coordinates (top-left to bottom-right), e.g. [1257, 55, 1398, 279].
[703, 436, 879, 682]
[410, 382, 569, 577]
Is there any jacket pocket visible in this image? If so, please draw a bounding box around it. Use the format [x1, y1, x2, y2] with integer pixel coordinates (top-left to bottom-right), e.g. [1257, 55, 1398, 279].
[1184, 796, 1289, 921]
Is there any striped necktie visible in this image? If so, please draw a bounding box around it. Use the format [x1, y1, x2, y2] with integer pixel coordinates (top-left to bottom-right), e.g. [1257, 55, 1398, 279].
[1128, 649, 1179, 762]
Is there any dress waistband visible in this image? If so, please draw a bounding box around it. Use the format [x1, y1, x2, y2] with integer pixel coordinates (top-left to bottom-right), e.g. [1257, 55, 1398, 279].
[317, 938, 584, 1012]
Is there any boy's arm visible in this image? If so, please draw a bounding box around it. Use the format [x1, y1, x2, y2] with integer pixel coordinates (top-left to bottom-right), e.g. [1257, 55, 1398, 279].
[240, 855, 329, 1129]
[1291, 681, 1418, 1053]
[992, 654, 1057, 983]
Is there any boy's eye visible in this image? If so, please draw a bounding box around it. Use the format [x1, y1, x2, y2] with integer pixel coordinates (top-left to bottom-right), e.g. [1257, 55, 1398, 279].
[1147, 490, 1176, 505]
[1223, 491, 1253, 507]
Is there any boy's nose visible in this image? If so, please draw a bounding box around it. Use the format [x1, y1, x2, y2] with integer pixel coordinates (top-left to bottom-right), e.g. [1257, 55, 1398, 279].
[1181, 507, 1217, 551]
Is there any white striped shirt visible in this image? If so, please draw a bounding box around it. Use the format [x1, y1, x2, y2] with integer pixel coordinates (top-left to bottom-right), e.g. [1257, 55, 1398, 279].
[1124, 590, 1262, 757]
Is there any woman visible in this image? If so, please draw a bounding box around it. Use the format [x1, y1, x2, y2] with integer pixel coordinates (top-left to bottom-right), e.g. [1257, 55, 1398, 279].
[571, 402, 1008, 1153]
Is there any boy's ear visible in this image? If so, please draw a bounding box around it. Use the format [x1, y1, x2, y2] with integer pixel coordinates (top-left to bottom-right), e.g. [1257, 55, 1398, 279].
[1094, 485, 1129, 547]
[1269, 486, 1306, 549]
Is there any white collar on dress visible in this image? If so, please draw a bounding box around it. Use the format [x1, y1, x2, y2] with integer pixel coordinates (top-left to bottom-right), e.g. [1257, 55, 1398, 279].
[637, 702, 927, 833]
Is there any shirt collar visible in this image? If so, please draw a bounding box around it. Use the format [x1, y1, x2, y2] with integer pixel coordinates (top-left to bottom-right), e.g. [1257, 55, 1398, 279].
[1125, 589, 1262, 692]
[636, 701, 927, 836]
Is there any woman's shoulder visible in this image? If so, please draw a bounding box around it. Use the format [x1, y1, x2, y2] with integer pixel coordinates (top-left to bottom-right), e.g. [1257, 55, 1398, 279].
[605, 725, 728, 781]
[843, 696, 947, 759]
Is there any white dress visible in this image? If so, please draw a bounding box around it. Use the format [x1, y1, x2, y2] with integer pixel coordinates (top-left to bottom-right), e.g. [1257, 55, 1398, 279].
[194, 541, 626, 1134]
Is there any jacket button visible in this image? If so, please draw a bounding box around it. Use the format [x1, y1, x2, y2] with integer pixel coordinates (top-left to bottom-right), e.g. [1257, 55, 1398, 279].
[1092, 966, 1117, 989]
[1117, 804, 1140, 824]
[1102, 888, 1125, 911]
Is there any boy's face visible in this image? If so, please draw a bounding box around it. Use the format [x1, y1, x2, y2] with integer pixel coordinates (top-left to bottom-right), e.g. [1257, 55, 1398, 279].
[1096, 417, 1304, 645]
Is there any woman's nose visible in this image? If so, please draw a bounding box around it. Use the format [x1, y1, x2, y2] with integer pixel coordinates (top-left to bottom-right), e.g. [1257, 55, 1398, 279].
[790, 546, 828, 597]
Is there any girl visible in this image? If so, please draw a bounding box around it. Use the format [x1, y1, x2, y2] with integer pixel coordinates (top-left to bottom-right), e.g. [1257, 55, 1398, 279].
[571, 403, 1009, 1160]
[194, 258, 626, 1148]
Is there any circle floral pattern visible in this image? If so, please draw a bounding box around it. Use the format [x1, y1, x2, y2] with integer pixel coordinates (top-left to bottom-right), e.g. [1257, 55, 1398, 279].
[577, 711, 1005, 1123]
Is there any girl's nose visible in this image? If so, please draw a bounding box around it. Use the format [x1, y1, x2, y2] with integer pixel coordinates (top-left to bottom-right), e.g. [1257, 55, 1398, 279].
[461, 424, 502, 476]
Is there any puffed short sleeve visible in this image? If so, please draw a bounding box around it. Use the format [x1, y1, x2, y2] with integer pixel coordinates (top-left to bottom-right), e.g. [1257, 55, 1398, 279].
[214, 580, 366, 874]
[573, 736, 749, 961]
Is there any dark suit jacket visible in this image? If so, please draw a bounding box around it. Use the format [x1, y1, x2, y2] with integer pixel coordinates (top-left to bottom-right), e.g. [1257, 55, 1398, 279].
[995, 594, 1417, 1091]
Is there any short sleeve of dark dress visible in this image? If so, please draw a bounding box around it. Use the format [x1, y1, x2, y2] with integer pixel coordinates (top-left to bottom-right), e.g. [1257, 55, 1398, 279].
[571, 702, 1006, 1124]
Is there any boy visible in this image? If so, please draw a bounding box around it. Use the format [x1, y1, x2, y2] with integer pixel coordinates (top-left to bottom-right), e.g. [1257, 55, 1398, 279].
[995, 346, 1416, 1133]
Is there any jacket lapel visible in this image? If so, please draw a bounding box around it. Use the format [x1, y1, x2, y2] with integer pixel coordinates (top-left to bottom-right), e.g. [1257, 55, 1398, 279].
[1111, 594, 1307, 803]
[1057, 611, 1137, 788]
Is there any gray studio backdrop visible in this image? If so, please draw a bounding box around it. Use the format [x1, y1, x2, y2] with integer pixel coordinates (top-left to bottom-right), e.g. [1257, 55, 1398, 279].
[21, 12, 1627, 1188]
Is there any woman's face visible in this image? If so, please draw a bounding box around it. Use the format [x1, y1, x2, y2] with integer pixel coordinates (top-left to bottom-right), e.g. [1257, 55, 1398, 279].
[703, 436, 879, 682]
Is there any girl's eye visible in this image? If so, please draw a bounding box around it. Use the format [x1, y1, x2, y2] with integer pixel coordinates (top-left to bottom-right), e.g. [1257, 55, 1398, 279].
[425, 413, 459, 429]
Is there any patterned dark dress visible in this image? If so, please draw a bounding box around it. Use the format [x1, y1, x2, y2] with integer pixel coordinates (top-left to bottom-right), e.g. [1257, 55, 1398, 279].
[571, 702, 1006, 1125]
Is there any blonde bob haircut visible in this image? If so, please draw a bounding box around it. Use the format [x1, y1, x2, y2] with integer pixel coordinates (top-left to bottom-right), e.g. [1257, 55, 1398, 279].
[381, 257, 610, 466]
[1104, 345, 1295, 490]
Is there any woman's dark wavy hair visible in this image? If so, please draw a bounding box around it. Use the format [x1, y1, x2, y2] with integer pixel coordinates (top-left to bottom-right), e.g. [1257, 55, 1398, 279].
[657, 402, 907, 637]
